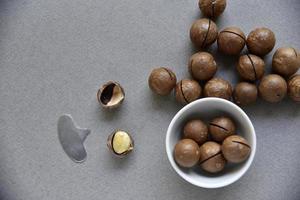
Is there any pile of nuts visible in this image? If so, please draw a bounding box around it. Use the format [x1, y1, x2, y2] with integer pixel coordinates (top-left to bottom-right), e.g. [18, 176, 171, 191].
[174, 116, 251, 173]
[96, 0, 300, 158]
[148, 0, 300, 106]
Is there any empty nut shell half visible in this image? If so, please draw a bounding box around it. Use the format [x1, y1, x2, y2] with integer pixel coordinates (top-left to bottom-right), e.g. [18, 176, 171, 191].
[107, 130, 134, 157]
[97, 81, 125, 109]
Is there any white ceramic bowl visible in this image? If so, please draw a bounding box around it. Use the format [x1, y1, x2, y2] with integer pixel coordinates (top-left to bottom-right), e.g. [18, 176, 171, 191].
[166, 98, 256, 188]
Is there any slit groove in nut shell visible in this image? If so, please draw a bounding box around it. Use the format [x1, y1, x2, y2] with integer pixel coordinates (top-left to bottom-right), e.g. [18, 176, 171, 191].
[180, 81, 189, 104]
[211, 0, 216, 18]
[162, 67, 174, 80]
[201, 19, 211, 48]
[292, 48, 298, 57]
[232, 141, 251, 149]
[220, 30, 246, 41]
[246, 54, 258, 80]
[209, 123, 229, 132]
[199, 152, 221, 165]
[190, 59, 195, 78]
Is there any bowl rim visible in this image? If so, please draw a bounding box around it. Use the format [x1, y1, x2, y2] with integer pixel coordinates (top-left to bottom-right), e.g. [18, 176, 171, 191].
[165, 97, 256, 188]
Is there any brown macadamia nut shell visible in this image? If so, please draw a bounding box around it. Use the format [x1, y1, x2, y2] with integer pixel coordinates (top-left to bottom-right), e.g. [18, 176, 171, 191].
[188, 52, 217, 81]
[190, 18, 218, 49]
[174, 139, 200, 168]
[199, 0, 227, 18]
[148, 67, 177, 95]
[234, 82, 258, 106]
[209, 116, 236, 142]
[183, 119, 208, 145]
[258, 74, 287, 103]
[246, 27, 276, 56]
[175, 79, 202, 105]
[217, 27, 246, 55]
[222, 135, 251, 163]
[272, 47, 300, 77]
[204, 78, 232, 100]
[288, 75, 300, 102]
[97, 81, 125, 109]
[237, 54, 265, 81]
[107, 130, 134, 158]
[199, 141, 226, 173]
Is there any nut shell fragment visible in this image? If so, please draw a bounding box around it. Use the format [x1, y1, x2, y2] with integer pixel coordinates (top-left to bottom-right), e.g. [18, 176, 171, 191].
[97, 81, 125, 109]
[107, 130, 134, 157]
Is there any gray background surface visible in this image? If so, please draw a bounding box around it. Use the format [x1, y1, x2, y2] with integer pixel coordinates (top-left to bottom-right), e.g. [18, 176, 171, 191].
[0, 0, 300, 199]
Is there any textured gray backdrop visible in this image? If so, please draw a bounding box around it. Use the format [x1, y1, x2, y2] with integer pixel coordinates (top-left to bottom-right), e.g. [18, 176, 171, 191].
[0, 0, 300, 199]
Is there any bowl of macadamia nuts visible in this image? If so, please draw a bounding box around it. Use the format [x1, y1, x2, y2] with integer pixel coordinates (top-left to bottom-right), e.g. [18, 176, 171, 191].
[166, 98, 256, 188]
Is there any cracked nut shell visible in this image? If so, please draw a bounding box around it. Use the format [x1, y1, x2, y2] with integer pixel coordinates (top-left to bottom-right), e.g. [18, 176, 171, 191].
[107, 130, 134, 157]
[183, 119, 208, 145]
[199, 141, 226, 173]
[258, 74, 287, 103]
[97, 81, 125, 109]
[199, 0, 227, 18]
[233, 82, 258, 106]
[204, 77, 232, 100]
[148, 67, 177, 95]
[217, 27, 246, 55]
[246, 27, 276, 56]
[209, 116, 236, 142]
[222, 135, 251, 163]
[288, 75, 300, 102]
[272, 47, 300, 77]
[190, 18, 218, 49]
[237, 54, 265, 81]
[175, 79, 202, 105]
[188, 52, 217, 81]
[174, 139, 200, 168]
